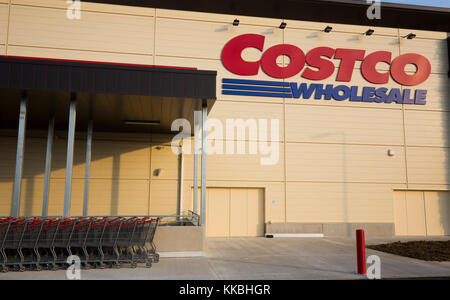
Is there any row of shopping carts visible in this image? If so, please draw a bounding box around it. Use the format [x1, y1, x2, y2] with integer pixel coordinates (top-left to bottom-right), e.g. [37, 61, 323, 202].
[0, 216, 160, 272]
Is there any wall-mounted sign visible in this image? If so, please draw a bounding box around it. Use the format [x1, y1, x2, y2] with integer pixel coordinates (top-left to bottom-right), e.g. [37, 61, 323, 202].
[221, 34, 431, 105]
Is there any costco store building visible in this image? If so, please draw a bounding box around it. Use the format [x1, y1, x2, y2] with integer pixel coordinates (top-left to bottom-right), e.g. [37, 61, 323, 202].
[0, 0, 449, 251]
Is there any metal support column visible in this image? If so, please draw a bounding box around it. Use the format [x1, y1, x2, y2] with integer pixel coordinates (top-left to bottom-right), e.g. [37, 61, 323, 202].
[193, 110, 200, 215]
[42, 99, 55, 217]
[82, 97, 93, 217]
[11, 91, 28, 217]
[63, 93, 77, 218]
[177, 140, 184, 216]
[200, 100, 207, 226]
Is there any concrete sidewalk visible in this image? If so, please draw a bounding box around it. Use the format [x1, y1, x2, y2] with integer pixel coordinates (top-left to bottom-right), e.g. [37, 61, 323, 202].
[0, 237, 449, 280]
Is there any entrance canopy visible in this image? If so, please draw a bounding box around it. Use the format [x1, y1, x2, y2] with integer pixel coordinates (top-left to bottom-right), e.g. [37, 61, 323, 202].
[0, 55, 216, 221]
[0, 56, 216, 134]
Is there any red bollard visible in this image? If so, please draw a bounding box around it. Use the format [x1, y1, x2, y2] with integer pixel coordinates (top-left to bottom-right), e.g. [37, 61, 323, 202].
[356, 229, 366, 275]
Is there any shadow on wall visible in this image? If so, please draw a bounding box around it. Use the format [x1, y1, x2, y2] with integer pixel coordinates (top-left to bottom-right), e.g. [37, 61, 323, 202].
[436, 193, 450, 235]
[0, 133, 176, 217]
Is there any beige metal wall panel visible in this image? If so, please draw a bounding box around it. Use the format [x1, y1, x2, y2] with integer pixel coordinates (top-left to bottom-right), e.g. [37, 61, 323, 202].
[155, 18, 282, 60]
[407, 184, 450, 191]
[0, 137, 18, 178]
[8, 5, 154, 55]
[205, 141, 284, 181]
[152, 134, 187, 144]
[86, 179, 149, 216]
[0, 180, 13, 216]
[149, 180, 178, 215]
[16, 178, 83, 217]
[180, 139, 284, 182]
[404, 74, 450, 112]
[394, 190, 450, 236]
[0, 137, 81, 180]
[207, 100, 284, 141]
[264, 182, 285, 223]
[22, 138, 47, 178]
[284, 70, 403, 110]
[7, 45, 154, 65]
[404, 110, 450, 147]
[247, 188, 265, 236]
[286, 182, 395, 223]
[46, 139, 86, 179]
[424, 191, 450, 236]
[13, 176, 149, 217]
[406, 147, 449, 185]
[285, 19, 398, 36]
[205, 187, 264, 237]
[0, 44, 5, 54]
[206, 188, 230, 237]
[393, 191, 408, 235]
[229, 189, 248, 236]
[89, 140, 150, 180]
[156, 8, 281, 27]
[405, 191, 427, 236]
[398, 29, 447, 40]
[285, 105, 404, 145]
[399, 36, 448, 75]
[45, 178, 83, 217]
[286, 143, 406, 183]
[150, 145, 179, 180]
[43, 139, 150, 180]
[284, 28, 400, 69]
[0, 136, 153, 216]
[0, 3, 8, 45]
[13, 0, 155, 16]
[187, 180, 284, 224]
[90, 131, 152, 142]
[154, 55, 218, 72]
[0, 0, 8, 4]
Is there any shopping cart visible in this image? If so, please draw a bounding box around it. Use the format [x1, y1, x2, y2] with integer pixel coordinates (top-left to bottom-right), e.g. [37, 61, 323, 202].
[83, 217, 108, 268]
[19, 218, 45, 271]
[113, 217, 139, 267]
[128, 217, 153, 267]
[1, 218, 28, 271]
[0, 218, 13, 272]
[51, 218, 76, 269]
[100, 217, 124, 268]
[0, 216, 161, 272]
[68, 217, 94, 269]
[36, 218, 61, 270]
[147, 218, 160, 263]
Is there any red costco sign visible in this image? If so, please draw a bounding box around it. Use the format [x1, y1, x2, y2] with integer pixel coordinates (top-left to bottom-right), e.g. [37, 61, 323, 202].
[221, 34, 431, 86]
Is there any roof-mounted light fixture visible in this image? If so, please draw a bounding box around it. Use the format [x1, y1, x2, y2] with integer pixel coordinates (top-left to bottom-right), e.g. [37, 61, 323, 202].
[365, 29, 375, 36]
[233, 19, 240, 26]
[324, 26, 333, 33]
[404, 33, 416, 39]
[279, 22, 287, 29]
[124, 120, 160, 126]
